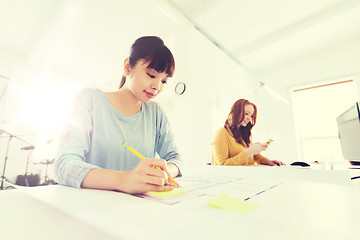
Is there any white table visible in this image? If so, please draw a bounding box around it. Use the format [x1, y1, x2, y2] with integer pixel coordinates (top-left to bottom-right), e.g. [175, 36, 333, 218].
[1, 166, 360, 240]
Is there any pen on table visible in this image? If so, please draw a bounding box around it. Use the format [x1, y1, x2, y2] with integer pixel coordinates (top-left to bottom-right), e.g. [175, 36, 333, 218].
[122, 142, 181, 188]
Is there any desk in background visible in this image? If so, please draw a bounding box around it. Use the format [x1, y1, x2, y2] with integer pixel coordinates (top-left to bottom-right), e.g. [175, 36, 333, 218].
[1, 166, 360, 240]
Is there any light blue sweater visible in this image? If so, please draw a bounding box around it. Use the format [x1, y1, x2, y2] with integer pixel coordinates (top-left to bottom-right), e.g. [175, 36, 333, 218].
[55, 88, 182, 188]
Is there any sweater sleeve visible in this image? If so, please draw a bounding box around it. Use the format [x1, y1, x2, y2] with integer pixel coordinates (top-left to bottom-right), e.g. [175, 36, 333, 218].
[212, 129, 252, 166]
[155, 104, 183, 177]
[54, 89, 98, 188]
[254, 154, 269, 165]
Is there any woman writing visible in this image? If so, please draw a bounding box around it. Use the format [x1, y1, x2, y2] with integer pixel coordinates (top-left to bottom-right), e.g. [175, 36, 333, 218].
[212, 99, 284, 166]
[55, 36, 182, 194]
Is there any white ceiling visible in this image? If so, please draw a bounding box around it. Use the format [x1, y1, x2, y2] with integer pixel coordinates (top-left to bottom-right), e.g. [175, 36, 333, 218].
[1, 0, 360, 89]
[173, 0, 360, 72]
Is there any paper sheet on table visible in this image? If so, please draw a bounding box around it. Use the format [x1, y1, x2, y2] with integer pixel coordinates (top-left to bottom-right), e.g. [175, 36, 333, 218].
[208, 194, 259, 214]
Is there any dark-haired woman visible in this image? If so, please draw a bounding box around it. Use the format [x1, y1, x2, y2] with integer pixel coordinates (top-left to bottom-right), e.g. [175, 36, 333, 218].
[55, 36, 182, 194]
[212, 99, 284, 166]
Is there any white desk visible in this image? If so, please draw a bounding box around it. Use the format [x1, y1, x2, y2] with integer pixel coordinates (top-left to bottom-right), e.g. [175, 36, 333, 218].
[1, 166, 360, 240]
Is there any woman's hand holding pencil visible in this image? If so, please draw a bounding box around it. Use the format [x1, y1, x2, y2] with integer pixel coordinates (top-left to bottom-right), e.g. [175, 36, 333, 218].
[122, 158, 175, 193]
[122, 142, 181, 192]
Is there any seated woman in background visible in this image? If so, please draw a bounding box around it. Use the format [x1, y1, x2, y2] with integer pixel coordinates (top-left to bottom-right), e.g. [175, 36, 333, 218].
[212, 99, 284, 166]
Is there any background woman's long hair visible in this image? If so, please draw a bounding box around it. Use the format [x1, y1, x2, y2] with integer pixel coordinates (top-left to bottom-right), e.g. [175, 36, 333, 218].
[119, 36, 175, 88]
[224, 99, 257, 147]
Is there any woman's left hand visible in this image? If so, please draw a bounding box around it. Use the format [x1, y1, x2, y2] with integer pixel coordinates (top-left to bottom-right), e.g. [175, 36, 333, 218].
[267, 160, 285, 166]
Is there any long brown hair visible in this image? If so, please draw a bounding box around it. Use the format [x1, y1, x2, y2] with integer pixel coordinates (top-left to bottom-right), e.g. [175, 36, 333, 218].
[224, 99, 257, 146]
[119, 36, 175, 88]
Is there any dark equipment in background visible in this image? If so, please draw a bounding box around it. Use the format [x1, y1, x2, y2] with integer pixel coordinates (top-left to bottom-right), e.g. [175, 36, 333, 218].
[0, 129, 55, 189]
[290, 161, 310, 167]
[15, 173, 40, 187]
[34, 158, 57, 186]
[15, 144, 40, 187]
[0, 130, 15, 190]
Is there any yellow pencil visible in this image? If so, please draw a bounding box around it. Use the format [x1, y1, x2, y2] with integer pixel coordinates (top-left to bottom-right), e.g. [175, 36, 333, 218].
[122, 142, 145, 159]
[122, 142, 181, 188]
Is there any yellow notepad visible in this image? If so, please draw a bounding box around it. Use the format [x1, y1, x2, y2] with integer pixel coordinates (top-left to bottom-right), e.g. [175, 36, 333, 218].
[208, 194, 259, 214]
[144, 188, 188, 199]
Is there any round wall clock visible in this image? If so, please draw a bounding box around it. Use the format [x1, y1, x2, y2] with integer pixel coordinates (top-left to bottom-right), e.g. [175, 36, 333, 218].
[175, 82, 186, 95]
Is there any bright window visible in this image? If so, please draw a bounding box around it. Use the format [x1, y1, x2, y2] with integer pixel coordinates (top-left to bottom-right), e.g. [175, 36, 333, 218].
[292, 79, 358, 164]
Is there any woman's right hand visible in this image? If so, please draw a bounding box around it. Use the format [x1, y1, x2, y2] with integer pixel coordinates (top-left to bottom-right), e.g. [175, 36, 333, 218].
[119, 158, 174, 194]
[247, 142, 268, 156]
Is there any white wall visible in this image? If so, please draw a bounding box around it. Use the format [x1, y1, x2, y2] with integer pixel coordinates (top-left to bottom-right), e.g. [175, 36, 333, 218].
[252, 87, 298, 163]
[0, 64, 10, 123]
[157, 27, 257, 167]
